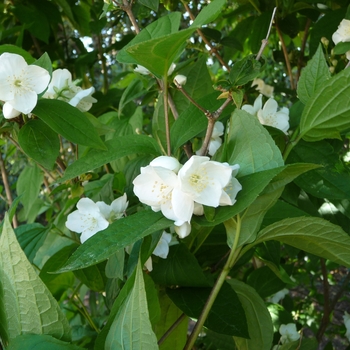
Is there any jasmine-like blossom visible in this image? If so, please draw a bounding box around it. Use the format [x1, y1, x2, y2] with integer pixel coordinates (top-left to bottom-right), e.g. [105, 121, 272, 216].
[65, 198, 109, 243]
[43, 68, 96, 112]
[251, 78, 274, 97]
[174, 74, 187, 86]
[332, 19, 350, 60]
[267, 288, 289, 304]
[343, 311, 350, 341]
[0, 53, 50, 119]
[66, 194, 128, 243]
[279, 323, 300, 344]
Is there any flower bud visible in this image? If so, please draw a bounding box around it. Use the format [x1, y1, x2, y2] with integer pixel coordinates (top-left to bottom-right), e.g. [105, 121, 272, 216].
[332, 59, 338, 66]
[321, 37, 329, 47]
[173, 74, 187, 86]
[329, 66, 335, 74]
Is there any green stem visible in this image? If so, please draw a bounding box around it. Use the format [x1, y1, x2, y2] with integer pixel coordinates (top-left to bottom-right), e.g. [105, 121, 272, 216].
[184, 214, 242, 350]
[282, 127, 302, 162]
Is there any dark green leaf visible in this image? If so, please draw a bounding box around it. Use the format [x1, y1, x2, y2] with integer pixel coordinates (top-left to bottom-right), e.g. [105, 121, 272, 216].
[139, 0, 159, 11]
[229, 55, 261, 86]
[0, 44, 35, 63]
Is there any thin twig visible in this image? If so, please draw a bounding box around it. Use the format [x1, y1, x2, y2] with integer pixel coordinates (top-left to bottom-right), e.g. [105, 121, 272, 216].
[120, 0, 140, 34]
[275, 22, 295, 90]
[157, 313, 187, 345]
[317, 259, 330, 342]
[296, 18, 311, 82]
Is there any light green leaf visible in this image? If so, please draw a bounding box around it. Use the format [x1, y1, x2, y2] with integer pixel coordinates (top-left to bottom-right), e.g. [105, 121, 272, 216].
[227, 109, 284, 177]
[253, 217, 350, 267]
[333, 41, 350, 55]
[126, 28, 195, 77]
[7, 334, 84, 350]
[0, 214, 71, 347]
[117, 12, 182, 64]
[59, 134, 162, 182]
[105, 260, 158, 350]
[56, 211, 172, 272]
[228, 279, 274, 350]
[0, 44, 35, 63]
[18, 119, 60, 170]
[191, 0, 227, 27]
[299, 67, 350, 141]
[33, 52, 52, 77]
[297, 44, 331, 105]
[16, 163, 43, 219]
[33, 99, 106, 150]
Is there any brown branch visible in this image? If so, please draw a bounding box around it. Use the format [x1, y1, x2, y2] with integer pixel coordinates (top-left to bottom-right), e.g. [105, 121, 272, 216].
[120, 0, 140, 34]
[275, 23, 295, 90]
[317, 259, 330, 342]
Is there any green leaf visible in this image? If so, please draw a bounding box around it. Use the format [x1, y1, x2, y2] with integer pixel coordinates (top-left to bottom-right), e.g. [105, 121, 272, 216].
[226, 109, 284, 177]
[171, 92, 233, 152]
[191, 0, 227, 27]
[73, 262, 107, 292]
[154, 291, 188, 350]
[118, 79, 144, 118]
[139, 0, 159, 11]
[117, 12, 182, 64]
[7, 334, 84, 350]
[150, 244, 211, 287]
[0, 44, 35, 63]
[227, 279, 274, 350]
[229, 55, 262, 86]
[0, 214, 71, 347]
[299, 67, 350, 141]
[18, 119, 60, 170]
[278, 338, 318, 350]
[167, 282, 249, 337]
[33, 99, 106, 150]
[57, 211, 172, 272]
[59, 134, 162, 182]
[126, 28, 195, 77]
[253, 217, 350, 267]
[297, 44, 331, 105]
[16, 163, 43, 219]
[15, 223, 49, 264]
[105, 260, 158, 350]
[333, 41, 350, 55]
[33, 52, 53, 77]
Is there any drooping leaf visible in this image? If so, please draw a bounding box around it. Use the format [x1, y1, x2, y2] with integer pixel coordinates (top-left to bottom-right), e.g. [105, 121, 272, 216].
[297, 44, 331, 105]
[59, 134, 162, 182]
[0, 214, 71, 347]
[56, 211, 172, 272]
[167, 282, 249, 337]
[18, 119, 60, 170]
[33, 99, 106, 150]
[150, 244, 211, 287]
[227, 279, 274, 350]
[105, 260, 158, 350]
[299, 66, 350, 141]
[253, 217, 350, 267]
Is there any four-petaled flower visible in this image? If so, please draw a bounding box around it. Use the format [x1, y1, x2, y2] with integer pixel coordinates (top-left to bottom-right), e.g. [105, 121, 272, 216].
[0, 53, 50, 119]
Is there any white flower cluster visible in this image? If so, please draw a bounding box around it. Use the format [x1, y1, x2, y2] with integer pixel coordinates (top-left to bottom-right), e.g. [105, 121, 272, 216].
[43, 69, 97, 112]
[242, 94, 289, 134]
[332, 19, 350, 60]
[65, 194, 128, 243]
[133, 155, 242, 238]
[0, 53, 97, 120]
[0, 53, 50, 119]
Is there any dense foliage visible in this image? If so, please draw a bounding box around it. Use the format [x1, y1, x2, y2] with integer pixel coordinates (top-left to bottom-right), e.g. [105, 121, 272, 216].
[1, 0, 350, 349]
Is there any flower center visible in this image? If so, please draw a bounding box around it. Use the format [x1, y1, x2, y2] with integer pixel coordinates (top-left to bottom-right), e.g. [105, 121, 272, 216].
[189, 171, 208, 193]
[14, 79, 22, 87]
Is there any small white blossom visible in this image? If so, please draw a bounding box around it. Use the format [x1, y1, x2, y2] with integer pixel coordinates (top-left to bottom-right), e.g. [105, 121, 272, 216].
[0, 53, 50, 119]
[343, 311, 350, 341]
[332, 19, 350, 60]
[174, 222, 192, 238]
[279, 323, 300, 344]
[208, 121, 224, 156]
[43, 68, 96, 112]
[251, 78, 274, 97]
[257, 98, 289, 134]
[174, 74, 187, 86]
[66, 198, 109, 243]
[241, 94, 263, 116]
[267, 288, 289, 304]
[167, 63, 176, 75]
[134, 65, 150, 75]
[97, 193, 128, 221]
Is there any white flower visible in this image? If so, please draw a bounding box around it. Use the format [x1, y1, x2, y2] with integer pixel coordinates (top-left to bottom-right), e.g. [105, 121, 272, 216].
[134, 65, 150, 75]
[43, 68, 96, 112]
[174, 74, 187, 86]
[174, 222, 192, 238]
[267, 288, 289, 304]
[251, 78, 274, 97]
[241, 94, 263, 116]
[343, 311, 350, 341]
[2, 103, 21, 119]
[97, 193, 128, 221]
[279, 323, 300, 344]
[332, 19, 350, 60]
[153, 232, 172, 258]
[208, 121, 224, 156]
[0, 53, 50, 117]
[257, 98, 289, 134]
[66, 198, 109, 243]
[149, 156, 181, 173]
[167, 63, 176, 76]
